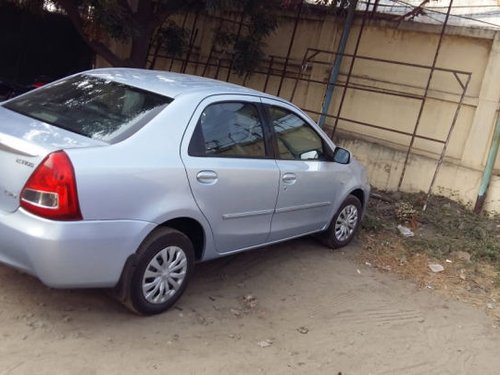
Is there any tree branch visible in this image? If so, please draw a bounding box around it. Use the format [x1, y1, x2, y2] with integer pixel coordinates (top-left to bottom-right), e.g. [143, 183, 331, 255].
[116, 0, 133, 14]
[55, 0, 129, 66]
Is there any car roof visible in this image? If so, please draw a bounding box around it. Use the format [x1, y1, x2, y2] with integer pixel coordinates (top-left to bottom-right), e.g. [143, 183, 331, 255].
[86, 68, 270, 100]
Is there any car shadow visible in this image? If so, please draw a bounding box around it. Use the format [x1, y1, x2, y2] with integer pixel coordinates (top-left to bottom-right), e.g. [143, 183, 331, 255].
[0, 236, 361, 325]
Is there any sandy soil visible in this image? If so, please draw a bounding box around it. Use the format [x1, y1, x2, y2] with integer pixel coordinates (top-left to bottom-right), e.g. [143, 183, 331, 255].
[1, 238, 499, 374]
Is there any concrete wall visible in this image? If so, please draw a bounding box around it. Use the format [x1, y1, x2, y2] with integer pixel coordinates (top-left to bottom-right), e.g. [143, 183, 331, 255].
[101, 11, 500, 212]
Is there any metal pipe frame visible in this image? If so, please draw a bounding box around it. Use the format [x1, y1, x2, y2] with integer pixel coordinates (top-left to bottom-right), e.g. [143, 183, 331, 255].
[318, 0, 358, 128]
[331, 0, 371, 135]
[423, 73, 471, 211]
[181, 11, 200, 74]
[474, 110, 500, 214]
[397, 0, 454, 191]
[149, 1, 472, 211]
[277, 1, 303, 97]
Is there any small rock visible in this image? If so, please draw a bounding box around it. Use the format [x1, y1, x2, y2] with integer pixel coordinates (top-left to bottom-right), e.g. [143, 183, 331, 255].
[390, 191, 402, 201]
[356, 269, 361, 274]
[472, 227, 487, 240]
[257, 339, 273, 348]
[196, 315, 207, 325]
[397, 224, 414, 237]
[487, 303, 495, 310]
[29, 320, 47, 330]
[459, 269, 467, 280]
[450, 251, 471, 262]
[297, 326, 309, 334]
[429, 264, 444, 273]
[445, 259, 452, 263]
[230, 308, 242, 317]
[243, 294, 257, 309]
[365, 262, 372, 267]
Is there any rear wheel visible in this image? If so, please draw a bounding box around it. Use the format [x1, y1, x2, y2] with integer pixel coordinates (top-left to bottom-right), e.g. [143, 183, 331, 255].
[123, 228, 195, 315]
[322, 195, 362, 249]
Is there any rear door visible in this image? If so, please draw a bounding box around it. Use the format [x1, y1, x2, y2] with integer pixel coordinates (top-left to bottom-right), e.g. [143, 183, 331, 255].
[261, 98, 346, 241]
[181, 95, 280, 254]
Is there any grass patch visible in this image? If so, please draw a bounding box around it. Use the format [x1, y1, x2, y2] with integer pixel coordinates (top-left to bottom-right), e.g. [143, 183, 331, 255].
[363, 190, 500, 269]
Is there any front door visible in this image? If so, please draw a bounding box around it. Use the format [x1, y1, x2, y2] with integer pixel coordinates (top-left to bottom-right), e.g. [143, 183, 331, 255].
[261, 99, 346, 241]
[181, 96, 279, 253]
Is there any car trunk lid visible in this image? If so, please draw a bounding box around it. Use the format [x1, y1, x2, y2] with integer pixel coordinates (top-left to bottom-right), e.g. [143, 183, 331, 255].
[0, 107, 106, 213]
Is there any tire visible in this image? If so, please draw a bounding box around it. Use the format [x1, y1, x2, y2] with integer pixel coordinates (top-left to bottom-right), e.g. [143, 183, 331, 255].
[322, 195, 362, 249]
[124, 227, 195, 315]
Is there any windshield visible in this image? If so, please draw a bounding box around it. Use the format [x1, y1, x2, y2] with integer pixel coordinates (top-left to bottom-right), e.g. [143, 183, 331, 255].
[2, 74, 172, 143]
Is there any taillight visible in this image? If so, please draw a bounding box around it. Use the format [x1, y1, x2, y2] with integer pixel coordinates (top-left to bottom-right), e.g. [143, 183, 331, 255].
[20, 151, 82, 221]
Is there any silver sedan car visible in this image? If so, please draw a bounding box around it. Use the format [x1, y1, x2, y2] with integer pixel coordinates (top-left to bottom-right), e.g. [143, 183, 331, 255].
[0, 68, 370, 315]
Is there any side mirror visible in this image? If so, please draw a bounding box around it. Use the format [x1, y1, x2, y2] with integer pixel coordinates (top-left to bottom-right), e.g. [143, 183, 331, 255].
[333, 147, 351, 164]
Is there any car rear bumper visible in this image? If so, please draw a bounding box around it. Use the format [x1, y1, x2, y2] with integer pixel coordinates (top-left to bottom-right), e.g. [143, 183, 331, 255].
[0, 209, 155, 288]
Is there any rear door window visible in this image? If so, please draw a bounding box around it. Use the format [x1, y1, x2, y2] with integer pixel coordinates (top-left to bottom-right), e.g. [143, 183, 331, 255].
[188, 102, 267, 158]
[2, 75, 172, 143]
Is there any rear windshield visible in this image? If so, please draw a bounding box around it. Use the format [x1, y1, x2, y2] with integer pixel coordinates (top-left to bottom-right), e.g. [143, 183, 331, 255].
[2, 74, 172, 143]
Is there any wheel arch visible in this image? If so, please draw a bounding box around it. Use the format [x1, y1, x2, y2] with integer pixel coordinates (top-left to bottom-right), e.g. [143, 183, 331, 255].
[158, 217, 205, 261]
[349, 188, 366, 209]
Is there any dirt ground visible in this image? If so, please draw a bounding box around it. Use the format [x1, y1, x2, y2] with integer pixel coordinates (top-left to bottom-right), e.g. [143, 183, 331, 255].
[1, 238, 500, 374]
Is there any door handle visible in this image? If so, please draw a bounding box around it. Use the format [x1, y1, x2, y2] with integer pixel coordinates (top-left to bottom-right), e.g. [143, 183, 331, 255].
[196, 170, 218, 184]
[282, 172, 297, 185]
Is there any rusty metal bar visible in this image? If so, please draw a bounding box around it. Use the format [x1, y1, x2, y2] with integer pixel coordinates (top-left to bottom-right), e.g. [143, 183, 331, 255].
[263, 56, 274, 93]
[215, 58, 222, 80]
[162, 53, 467, 104]
[277, 1, 303, 97]
[226, 11, 245, 82]
[423, 73, 471, 210]
[304, 47, 471, 76]
[169, 11, 190, 72]
[397, 0, 454, 190]
[289, 54, 308, 102]
[202, 17, 225, 77]
[453, 72, 466, 90]
[332, 0, 371, 135]
[318, 0, 358, 128]
[305, 109, 447, 144]
[290, 50, 321, 102]
[202, 47, 215, 77]
[182, 12, 200, 74]
[242, 71, 250, 86]
[371, 0, 380, 16]
[148, 36, 163, 70]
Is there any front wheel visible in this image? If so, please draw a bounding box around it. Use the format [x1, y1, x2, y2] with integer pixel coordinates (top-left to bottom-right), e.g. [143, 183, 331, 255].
[322, 195, 362, 249]
[124, 228, 195, 315]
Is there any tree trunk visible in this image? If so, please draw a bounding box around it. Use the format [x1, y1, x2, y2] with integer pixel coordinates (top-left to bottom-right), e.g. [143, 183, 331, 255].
[127, 0, 155, 68]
